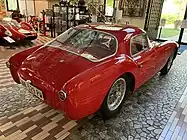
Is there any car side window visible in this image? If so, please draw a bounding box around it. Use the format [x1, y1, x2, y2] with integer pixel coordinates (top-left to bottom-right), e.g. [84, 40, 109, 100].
[131, 34, 149, 56]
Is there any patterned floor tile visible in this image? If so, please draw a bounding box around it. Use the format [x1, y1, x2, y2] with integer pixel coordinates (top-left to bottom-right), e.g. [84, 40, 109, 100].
[68, 51, 187, 139]
[0, 35, 92, 140]
[159, 86, 187, 140]
[0, 59, 15, 89]
[0, 104, 77, 140]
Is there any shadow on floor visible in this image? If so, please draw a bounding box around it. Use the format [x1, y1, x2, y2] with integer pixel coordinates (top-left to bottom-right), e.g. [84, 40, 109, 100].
[0, 39, 34, 49]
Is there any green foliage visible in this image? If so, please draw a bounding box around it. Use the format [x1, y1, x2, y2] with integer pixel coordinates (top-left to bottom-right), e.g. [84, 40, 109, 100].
[160, 28, 179, 38]
[69, 0, 79, 4]
[106, 0, 114, 7]
[173, 0, 187, 5]
[161, 14, 182, 24]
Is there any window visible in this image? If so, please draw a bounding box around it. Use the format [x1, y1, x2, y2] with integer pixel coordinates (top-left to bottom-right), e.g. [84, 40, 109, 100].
[105, 0, 114, 16]
[6, 0, 19, 11]
[130, 34, 149, 56]
[48, 28, 117, 61]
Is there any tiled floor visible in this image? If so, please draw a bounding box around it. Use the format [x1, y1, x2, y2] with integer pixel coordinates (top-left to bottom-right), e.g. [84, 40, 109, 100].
[0, 104, 76, 140]
[0, 36, 90, 140]
[68, 51, 187, 140]
[0, 59, 16, 89]
[1, 36, 187, 140]
[159, 86, 187, 140]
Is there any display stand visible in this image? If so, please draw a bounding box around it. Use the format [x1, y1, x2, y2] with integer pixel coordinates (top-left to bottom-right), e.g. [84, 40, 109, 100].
[40, 10, 47, 36]
[51, 4, 70, 37]
[51, 0, 91, 38]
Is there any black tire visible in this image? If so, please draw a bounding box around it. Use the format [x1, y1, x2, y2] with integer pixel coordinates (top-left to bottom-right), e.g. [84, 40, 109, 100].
[160, 51, 175, 75]
[100, 76, 130, 120]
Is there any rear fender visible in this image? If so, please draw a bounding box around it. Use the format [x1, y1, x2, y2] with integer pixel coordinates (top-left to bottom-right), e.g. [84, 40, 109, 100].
[0, 25, 6, 37]
[161, 41, 179, 59]
[8, 45, 43, 83]
[60, 56, 138, 119]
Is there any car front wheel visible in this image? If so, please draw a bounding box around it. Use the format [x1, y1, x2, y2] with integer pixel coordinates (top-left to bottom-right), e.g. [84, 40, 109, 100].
[100, 77, 128, 119]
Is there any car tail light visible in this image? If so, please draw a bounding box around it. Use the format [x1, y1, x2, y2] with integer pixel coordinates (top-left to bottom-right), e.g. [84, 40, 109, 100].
[5, 30, 12, 36]
[6, 61, 10, 68]
[58, 90, 67, 101]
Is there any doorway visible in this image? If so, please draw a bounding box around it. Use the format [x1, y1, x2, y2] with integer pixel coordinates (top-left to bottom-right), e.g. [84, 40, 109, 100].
[104, 0, 115, 17]
[157, 0, 187, 44]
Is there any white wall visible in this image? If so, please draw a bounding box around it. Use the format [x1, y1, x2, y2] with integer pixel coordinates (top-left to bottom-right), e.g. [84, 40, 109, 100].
[18, 0, 35, 15]
[18, 0, 52, 16]
[18, 0, 27, 15]
[27, 0, 35, 15]
[35, 0, 49, 16]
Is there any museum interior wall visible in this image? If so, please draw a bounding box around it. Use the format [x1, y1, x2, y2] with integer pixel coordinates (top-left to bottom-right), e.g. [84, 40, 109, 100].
[18, 0, 58, 16]
[35, 0, 49, 16]
[119, 17, 145, 28]
[0, 0, 163, 33]
[0, 0, 7, 18]
[19, 0, 35, 15]
[117, 0, 149, 28]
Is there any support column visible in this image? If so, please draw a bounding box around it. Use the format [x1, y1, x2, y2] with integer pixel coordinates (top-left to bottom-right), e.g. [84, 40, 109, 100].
[144, 0, 164, 40]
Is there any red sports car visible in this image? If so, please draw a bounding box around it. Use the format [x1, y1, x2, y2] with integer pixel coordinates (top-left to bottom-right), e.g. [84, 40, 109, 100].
[0, 18, 37, 43]
[7, 24, 178, 120]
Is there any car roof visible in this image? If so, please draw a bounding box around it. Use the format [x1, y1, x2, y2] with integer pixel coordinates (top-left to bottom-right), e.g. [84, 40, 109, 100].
[77, 23, 146, 38]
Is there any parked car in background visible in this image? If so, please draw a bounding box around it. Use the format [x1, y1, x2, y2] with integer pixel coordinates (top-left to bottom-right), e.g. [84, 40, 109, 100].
[0, 18, 37, 43]
[7, 23, 178, 120]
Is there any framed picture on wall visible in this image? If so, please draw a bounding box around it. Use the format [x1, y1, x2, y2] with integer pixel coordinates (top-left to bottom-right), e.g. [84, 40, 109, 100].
[119, 0, 146, 17]
[6, 0, 19, 11]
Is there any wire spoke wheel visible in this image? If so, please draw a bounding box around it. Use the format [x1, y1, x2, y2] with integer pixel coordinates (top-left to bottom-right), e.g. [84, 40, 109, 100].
[107, 78, 126, 111]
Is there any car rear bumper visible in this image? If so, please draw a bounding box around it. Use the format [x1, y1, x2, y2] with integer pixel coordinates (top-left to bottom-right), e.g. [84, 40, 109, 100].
[17, 68, 94, 120]
[9, 63, 20, 83]
[18, 69, 56, 108]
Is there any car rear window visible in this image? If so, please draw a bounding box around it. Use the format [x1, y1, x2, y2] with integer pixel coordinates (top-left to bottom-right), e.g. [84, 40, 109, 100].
[47, 28, 117, 62]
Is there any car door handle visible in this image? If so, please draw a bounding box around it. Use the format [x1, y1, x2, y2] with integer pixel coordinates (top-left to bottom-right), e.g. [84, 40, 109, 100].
[138, 60, 147, 65]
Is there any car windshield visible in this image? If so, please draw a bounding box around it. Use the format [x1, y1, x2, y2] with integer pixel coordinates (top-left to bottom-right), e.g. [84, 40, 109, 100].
[47, 28, 117, 61]
[0, 19, 21, 28]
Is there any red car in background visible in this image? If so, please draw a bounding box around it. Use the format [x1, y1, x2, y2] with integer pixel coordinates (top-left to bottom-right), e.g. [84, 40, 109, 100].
[7, 24, 178, 120]
[0, 18, 37, 43]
